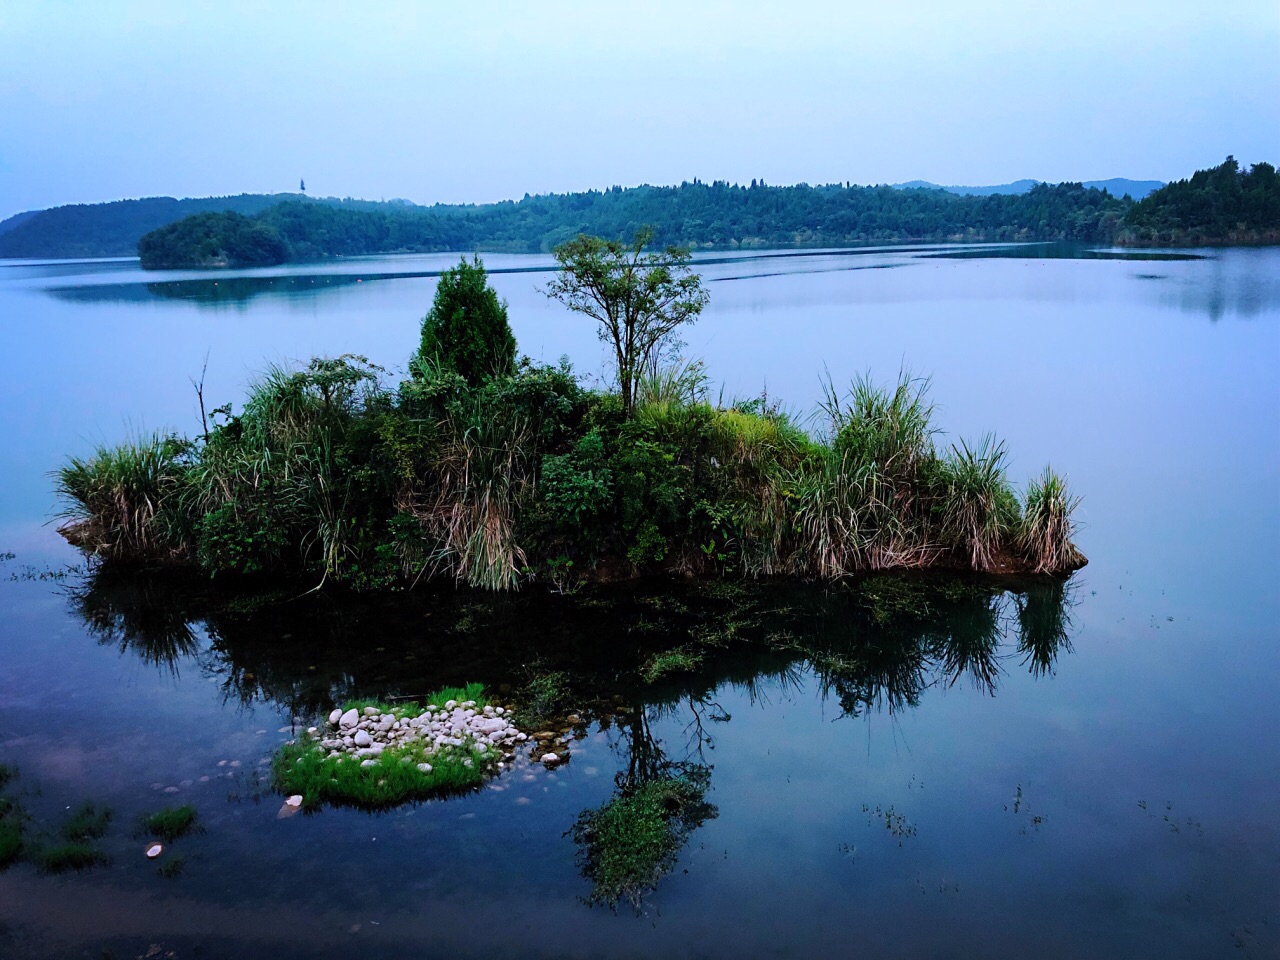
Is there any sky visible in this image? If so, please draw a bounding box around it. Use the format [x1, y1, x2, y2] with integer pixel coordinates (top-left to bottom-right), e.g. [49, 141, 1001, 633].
[1, 0, 1277, 219]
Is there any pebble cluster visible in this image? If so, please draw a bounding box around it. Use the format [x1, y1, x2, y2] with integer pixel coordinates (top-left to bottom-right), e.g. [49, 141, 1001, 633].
[314, 700, 529, 771]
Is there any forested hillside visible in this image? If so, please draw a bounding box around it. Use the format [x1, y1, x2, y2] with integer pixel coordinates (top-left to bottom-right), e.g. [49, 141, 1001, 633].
[5, 158, 1274, 265]
[1119, 157, 1280, 245]
[131, 180, 1136, 267]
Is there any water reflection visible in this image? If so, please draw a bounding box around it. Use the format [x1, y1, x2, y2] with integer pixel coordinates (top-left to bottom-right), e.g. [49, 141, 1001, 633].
[59, 568, 1080, 907]
[64, 570, 1080, 719]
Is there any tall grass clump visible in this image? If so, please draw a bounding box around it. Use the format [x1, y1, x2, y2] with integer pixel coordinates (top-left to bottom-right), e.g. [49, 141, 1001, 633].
[402, 394, 534, 591]
[55, 433, 191, 560]
[939, 435, 1020, 572]
[1018, 467, 1084, 574]
[787, 372, 940, 574]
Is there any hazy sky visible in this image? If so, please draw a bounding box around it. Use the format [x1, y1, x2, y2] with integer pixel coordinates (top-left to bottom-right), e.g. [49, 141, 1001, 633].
[1, 1, 1277, 219]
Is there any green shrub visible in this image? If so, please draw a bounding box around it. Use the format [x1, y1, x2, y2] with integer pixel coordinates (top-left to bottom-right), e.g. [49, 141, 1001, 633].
[539, 431, 614, 539]
[413, 257, 516, 384]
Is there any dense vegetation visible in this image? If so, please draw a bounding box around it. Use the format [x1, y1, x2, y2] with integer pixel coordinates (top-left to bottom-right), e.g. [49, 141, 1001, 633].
[137, 211, 291, 268]
[1119, 157, 1280, 245]
[56, 245, 1085, 591]
[7, 180, 1137, 264]
[0, 193, 300, 259]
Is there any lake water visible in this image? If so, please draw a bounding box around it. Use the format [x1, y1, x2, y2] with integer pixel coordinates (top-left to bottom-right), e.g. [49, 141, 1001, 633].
[0, 244, 1277, 959]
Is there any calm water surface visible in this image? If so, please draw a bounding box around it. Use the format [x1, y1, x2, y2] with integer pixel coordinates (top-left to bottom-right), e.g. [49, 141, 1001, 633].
[0, 244, 1277, 959]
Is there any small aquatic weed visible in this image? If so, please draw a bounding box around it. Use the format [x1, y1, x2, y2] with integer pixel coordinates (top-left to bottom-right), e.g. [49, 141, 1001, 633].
[36, 842, 110, 873]
[0, 765, 15, 790]
[639, 646, 705, 684]
[138, 805, 200, 842]
[862, 803, 917, 846]
[60, 802, 112, 843]
[156, 854, 188, 878]
[0, 819, 22, 868]
[572, 768, 717, 910]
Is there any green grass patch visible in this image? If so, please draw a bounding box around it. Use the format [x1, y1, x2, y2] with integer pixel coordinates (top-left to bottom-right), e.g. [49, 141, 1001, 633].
[60, 802, 111, 843]
[273, 737, 491, 809]
[138, 805, 200, 842]
[571, 768, 717, 910]
[639, 645, 705, 684]
[274, 684, 497, 809]
[36, 842, 110, 873]
[341, 682, 488, 720]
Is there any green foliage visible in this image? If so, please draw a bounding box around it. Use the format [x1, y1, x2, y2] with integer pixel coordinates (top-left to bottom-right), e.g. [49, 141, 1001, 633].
[547, 230, 709, 415]
[138, 210, 290, 268]
[639, 645, 705, 684]
[1122, 157, 1280, 245]
[138, 805, 200, 842]
[0, 192, 303, 259]
[414, 257, 517, 384]
[571, 767, 717, 910]
[511, 671, 574, 728]
[539, 431, 614, 544]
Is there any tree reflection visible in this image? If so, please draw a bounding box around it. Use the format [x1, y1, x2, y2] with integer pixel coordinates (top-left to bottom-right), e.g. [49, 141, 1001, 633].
[573, 696, 718, 911]
[63, 567, 200, 675]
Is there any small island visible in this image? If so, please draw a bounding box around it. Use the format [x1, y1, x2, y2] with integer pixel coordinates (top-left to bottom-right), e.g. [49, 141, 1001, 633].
[58, 236, 1087, 593]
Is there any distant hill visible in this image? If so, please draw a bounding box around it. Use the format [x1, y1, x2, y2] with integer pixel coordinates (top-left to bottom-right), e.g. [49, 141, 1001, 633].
[893, 178, 1163, 199]
[9, 161, 1266, 263]
[0, 209, 40, 237]
[133, 181, 1135, 267]
[0, 193, 438, 260]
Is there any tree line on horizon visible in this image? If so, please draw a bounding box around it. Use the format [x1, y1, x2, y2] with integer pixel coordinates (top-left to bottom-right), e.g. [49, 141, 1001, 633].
[1, 157, 1274, 265]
